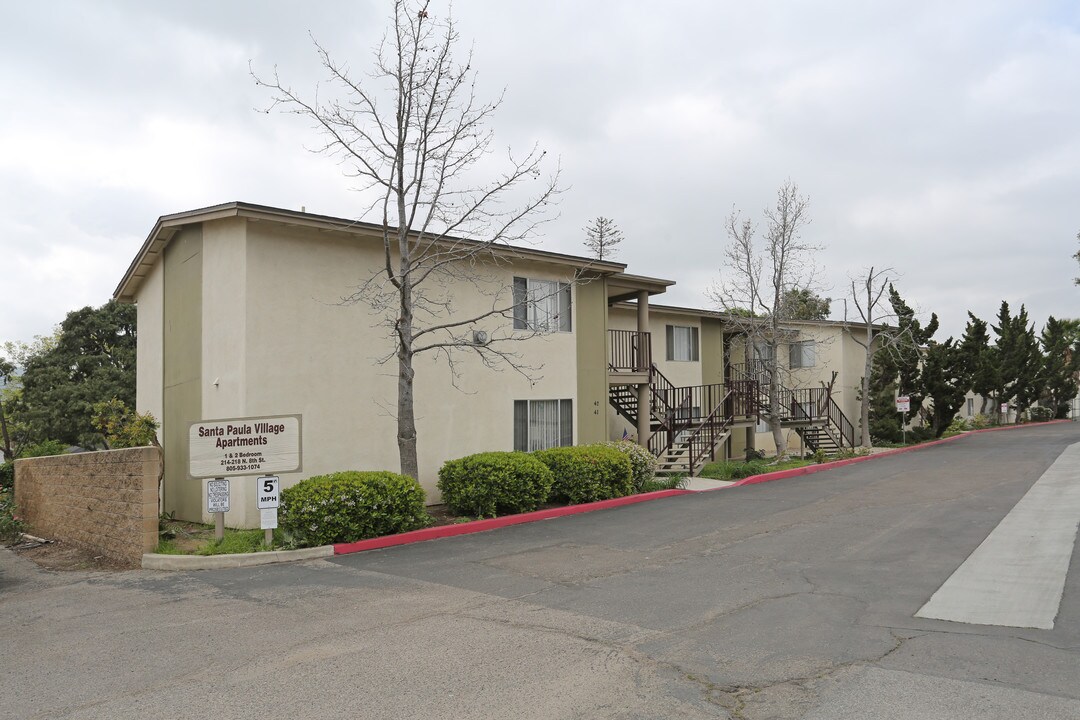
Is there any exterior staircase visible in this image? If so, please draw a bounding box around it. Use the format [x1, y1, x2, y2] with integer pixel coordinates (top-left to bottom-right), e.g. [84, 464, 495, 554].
[609, 363, 733, 477]
[730, 361, 855, 454]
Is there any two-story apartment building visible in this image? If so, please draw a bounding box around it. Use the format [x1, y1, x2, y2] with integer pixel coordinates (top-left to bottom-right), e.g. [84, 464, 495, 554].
[115, 202, 865, 526]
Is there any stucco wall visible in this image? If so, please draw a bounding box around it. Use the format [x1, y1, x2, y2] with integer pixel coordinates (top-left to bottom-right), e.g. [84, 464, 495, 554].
[211, 220, 584, 522]
[135, 259, 164, 434]
[14, 448, 160, 565]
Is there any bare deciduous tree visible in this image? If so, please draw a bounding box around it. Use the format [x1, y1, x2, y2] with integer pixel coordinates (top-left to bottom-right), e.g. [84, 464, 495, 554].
[847, 266, 899, 448]
[252, 0, 562, 480]
[710, 180, 820, 457]
[583, 217, 623, 261]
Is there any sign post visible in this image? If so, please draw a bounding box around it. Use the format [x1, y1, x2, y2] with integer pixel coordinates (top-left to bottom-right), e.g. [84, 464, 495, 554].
[896, 396, 911, 444]
[188, 415, 302, 546]
[206, 478, 230, 540]
[256, 475, 280, 547]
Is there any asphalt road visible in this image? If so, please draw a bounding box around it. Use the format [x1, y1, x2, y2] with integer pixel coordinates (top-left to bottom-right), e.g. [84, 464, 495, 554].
[3, 424, 1080, 719]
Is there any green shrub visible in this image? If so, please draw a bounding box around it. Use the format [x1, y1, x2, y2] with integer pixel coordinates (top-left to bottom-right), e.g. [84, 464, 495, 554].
[18, 440, 67, 458]
[970, 413, 991, 429]
[438, 452, 553, 518]
[1025, 406, 1054, 422]
[601, 440, 657, 491]
[945, 417, 970, 435]
[279, 471, 430, 546]
[907, 426, 934, 443]
[92, 398, 159, 448]
[812, 449, 828, 464]
[0, 490, 25, 542]
[534, 445, 634, 504]
[0, 462, 12, 493]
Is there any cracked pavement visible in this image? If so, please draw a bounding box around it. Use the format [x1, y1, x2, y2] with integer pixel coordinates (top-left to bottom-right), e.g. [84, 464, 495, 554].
[3, 423, 1080, 719]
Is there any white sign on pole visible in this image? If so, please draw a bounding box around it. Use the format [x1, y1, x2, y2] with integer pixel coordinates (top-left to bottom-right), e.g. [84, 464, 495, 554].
[207, 478, 230, 513]
[256, 475, 280, 509]
[1000, 403, 1009, 415]
[896, 396, 911, 413]
[188, 415, 302, 479]
[260, 508, 278, 530]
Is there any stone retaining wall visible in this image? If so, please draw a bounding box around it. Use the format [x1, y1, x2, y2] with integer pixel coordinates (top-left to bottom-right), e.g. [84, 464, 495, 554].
[14, 447, 161, 565]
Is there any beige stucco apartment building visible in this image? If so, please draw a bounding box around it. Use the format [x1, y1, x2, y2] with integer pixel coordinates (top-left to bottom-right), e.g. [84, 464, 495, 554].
[116, 202, 867, 527]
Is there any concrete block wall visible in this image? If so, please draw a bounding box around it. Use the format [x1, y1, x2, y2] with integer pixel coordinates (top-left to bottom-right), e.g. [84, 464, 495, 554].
[14, 447, 161, 565]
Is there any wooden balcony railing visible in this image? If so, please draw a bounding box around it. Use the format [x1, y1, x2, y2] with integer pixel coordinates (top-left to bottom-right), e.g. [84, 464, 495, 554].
[608, 329, 652, 372]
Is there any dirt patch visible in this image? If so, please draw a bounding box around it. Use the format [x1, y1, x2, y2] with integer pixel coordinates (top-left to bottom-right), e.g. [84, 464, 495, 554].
[6, 538, 136, 572]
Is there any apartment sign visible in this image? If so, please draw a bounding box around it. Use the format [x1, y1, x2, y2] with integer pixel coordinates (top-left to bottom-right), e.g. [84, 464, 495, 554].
[895, 396, 910, 413]
[188, 414, 302, 479]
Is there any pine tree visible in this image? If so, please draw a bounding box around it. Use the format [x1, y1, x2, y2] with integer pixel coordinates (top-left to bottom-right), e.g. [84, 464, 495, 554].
[1039, 316, 1080, 418]
[991, 302, 1042, 421]
[583, 217, 624, 261]
[958, 313, 996, 415]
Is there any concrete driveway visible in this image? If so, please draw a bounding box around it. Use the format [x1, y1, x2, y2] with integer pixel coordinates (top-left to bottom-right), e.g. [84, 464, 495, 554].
[3, 423, 1079, 719]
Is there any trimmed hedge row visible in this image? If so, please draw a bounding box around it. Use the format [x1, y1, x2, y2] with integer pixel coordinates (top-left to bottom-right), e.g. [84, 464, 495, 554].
[278, 440, 660, 545]
[438, 442, 650, 516]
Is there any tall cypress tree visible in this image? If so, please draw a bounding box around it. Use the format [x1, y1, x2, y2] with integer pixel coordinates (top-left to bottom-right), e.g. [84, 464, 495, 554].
[991, 302, 1042, 421]
[1040, 316, 1080, 418]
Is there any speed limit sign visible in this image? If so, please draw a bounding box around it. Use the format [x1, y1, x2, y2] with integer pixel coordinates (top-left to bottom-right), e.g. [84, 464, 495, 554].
[256, 476, 280, 509]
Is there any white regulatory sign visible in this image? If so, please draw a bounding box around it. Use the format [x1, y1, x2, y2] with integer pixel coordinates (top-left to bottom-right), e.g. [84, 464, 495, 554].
[256, 475, 280, 510]
[207, 479, 230, 513]
[188, 414, 302, 479]
[260, 508, 278, 530]
[896, 396, 911, 413]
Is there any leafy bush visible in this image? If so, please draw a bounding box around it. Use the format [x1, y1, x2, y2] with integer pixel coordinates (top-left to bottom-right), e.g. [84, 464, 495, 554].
[0, 490, 25, 542]
[18, 440, 67, 458]
[907, 426, 934, 443]
[534, 445, 634, 504]
[92, 398, 159, 448]
[437, 452, 553, 518]
[731, 459, 769, 479]
[1025, 406, 1054, 422]
[946, 417, 970, 434]
[745, 448, 766, 461]
[601, 440, 657, 492]
[970, 413, 991, 430]
[280, 471, 430, 546]
[0, 462, 12, 493]
[812, 449, 828, 464]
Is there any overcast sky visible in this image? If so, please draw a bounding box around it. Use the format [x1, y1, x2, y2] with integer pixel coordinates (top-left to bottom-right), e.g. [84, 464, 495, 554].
[2, 0, 1078, 347]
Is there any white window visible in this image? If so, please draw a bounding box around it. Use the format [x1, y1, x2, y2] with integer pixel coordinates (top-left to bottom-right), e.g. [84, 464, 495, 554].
[966, 398, 974, 417]
[513, 277, 572, 332]
[666, 325, 699, 362]
[514, 399, 573, 451]
[789, 340, 816, 369]
[753, 340, 775, 363]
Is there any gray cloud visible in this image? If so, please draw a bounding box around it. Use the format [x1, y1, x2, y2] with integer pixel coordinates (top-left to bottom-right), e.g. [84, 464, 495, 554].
[1, 0, 1078, 345]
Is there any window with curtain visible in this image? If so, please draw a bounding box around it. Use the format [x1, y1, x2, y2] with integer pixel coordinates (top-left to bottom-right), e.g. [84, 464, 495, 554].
[665, 324, 699, 361]
[512, 277, 572, 332]
[513, 399, 573, 451]
[789, 340, 816, 368]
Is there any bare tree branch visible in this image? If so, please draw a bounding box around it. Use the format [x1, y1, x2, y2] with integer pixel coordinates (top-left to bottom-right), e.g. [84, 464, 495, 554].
[251, 0, 564, 480]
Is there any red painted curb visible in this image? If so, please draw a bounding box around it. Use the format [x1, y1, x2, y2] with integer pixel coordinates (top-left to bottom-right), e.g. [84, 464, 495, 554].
[332, 420, 1072, 555]
[731, 419, 1071, 487]
[333, 488, 694, 555]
